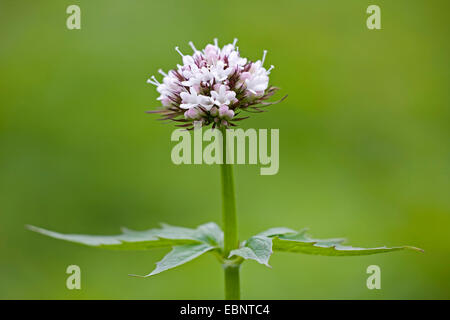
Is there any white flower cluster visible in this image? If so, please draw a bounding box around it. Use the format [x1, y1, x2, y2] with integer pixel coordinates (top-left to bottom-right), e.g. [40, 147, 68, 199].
[147, 38, 280, 128]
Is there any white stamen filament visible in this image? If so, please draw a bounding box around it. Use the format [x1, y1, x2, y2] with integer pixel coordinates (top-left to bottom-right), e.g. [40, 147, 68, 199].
[147, 77, 159, 86]
[262, 50, 267, 66]
[158, 69, 168, 77]
[214, 38, 218, 47]
[151, 75, 161, 85]
[175, 46, 184, 57]
[232, 38, 238, 47]
[188, 41, 198, 52]
[267, 65, 275, 74]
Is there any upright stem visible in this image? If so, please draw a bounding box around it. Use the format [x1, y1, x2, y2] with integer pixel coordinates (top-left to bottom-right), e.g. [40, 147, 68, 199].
[224, 264, 240, 300]
[220, 127, 240, 300]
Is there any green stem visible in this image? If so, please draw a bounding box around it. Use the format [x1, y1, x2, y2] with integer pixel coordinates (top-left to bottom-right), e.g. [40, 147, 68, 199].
[224, 264, 240, 300]
[220, 127, 240, 300]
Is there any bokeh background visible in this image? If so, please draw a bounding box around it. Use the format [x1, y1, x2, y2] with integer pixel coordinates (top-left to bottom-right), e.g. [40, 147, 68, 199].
[1, 0, 449, 299]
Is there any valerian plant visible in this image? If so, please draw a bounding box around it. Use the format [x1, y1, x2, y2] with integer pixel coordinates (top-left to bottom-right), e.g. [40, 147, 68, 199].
[28, 38, 423, 300]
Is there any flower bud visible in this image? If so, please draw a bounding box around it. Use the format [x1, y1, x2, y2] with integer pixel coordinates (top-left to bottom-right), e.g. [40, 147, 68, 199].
[225, 109, 235, 120]
[184, 108, 199, 119]
[219, 105, 229, 118]
[210, 106, 219, 117]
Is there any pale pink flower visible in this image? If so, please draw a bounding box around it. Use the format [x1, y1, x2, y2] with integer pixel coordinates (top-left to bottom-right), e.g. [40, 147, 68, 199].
[147, 38, 286, 129]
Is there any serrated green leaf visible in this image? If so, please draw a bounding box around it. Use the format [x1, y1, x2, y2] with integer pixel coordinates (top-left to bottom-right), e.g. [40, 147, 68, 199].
[257, 227, 297, 237]
[260, 228, 424, 256]
[27, 222, 223, 250]
[194, 222, 224, 247]
[131, 243, 215, 277]
[229, 236, 273, 267]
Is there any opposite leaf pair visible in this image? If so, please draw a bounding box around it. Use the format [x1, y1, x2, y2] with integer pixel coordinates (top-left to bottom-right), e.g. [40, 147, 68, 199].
[27, 223, 422, 277]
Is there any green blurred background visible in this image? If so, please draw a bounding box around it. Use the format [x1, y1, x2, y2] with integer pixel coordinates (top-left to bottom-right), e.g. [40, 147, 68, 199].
[1, 0, 449, 299]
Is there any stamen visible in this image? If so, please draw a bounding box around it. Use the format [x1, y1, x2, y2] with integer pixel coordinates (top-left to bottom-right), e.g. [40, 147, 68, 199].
[151, 75, 161, 85]
[267, 65, 275, 74]
[175, 46, 184, 57]
[158, 69, 168, 77]
[232, 38, 238, 47]
[261, 50, 267, 65]
[147, 77, 158, 86]
[188, 41, 198, 52]
[214, 38, 218, 47]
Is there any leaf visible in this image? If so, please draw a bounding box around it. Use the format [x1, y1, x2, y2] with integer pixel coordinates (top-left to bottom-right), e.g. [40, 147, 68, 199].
[260, 228, 424, 256]
[229, 236, 273, 267]
[27, 222, 223, 251]
[131, 243, 215, 277]
[193, 222, 224, 247]
[257, 227, 297, 237]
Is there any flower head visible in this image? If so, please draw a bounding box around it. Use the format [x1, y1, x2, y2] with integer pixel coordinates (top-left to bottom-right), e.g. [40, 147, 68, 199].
[147, 38, 286, 129]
